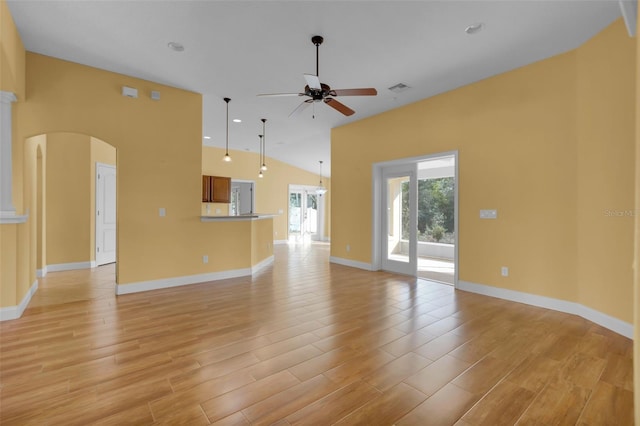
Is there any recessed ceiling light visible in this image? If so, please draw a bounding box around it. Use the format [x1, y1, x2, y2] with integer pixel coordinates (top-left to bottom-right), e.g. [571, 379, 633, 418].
[465, 23, 483, 35]
[203, 136, 211, 140]
[233, 119, 242, 123]
[168, 41, 185, 52]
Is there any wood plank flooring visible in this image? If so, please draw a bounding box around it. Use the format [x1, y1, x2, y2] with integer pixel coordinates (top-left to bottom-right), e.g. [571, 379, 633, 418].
[0, 242, 633, 425]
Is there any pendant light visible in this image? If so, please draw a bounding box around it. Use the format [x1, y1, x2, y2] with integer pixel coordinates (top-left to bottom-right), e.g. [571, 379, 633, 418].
[316, 160, 328, 195]
[258, 135, 264, 178]
[260, 118, 268, 171]
[222, 97, 232, 162]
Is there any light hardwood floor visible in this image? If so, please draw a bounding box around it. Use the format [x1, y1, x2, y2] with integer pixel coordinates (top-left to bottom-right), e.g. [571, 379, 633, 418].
[0, 243, 633, 425]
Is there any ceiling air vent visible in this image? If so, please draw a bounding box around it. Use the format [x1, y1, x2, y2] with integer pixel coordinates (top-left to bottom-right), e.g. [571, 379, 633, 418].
[388, 83, 410, 93]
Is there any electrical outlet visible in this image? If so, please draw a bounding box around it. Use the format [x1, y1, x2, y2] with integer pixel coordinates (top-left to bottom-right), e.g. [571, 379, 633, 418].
[346, 244, 351, 253]
[159, 207, 166, 217]
[203, 255, 208, 264]
[501, 266, 509, 277]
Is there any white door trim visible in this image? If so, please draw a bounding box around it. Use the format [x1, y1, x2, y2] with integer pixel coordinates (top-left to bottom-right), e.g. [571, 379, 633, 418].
[381, 164, 418, 276]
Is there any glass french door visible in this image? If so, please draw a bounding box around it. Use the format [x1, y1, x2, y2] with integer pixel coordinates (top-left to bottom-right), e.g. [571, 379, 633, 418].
[288, 189, 318, 241]
[381, 164, 417, 275]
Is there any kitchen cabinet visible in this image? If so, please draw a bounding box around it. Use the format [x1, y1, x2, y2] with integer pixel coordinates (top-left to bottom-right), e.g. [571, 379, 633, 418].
[202, 175, 231, 203]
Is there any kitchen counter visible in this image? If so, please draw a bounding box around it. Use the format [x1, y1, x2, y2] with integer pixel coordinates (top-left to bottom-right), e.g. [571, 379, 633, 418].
[200, 214, 277, 222]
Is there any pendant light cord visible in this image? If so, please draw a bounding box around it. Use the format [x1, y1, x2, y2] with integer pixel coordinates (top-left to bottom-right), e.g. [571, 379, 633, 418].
[223, 97, 231, 161]
[261, 119, 267, 170]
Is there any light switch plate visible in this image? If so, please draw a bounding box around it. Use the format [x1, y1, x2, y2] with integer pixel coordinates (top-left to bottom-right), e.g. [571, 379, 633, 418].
[159, 207, 166, 217]
[480, 209, 497, 219]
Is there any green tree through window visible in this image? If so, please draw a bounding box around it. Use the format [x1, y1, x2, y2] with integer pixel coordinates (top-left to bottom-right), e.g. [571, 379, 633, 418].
[402, 177, 455, 243]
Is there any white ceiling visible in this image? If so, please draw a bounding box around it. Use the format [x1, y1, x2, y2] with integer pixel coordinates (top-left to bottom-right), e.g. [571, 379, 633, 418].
[7, 1, 622, 177]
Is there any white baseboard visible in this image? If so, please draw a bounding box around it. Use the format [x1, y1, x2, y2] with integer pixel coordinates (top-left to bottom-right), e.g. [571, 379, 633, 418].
[47, 261, 95, 273]
[251, 255, 274, 274]
[117, 257, 280, 296]
[0, 280, 38, 321]
[329, 256, 373, 271]
[458, 280, 633, 339]
[116, 267, 252, 295]
[36, 266, 48, 277]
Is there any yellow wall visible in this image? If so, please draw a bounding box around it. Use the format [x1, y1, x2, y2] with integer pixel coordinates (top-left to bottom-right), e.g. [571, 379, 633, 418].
[11, 52, 284, 295]
[39, 133, 116, 266]
[24, 134, 46, 276]
[20, 134, 46, 296]
[575, 22, 637, 320]
[0, 0, 25, 98]
[251, 218, 274, 266]
[14, 52, 213, 289]
[202, 146, 331, 241]
[0, 0, 28, 308]
[36, 142, 45, 270]
[0, 224, 18, 307]
[332, 19, 635, 323]
[46, 133, 91, 265]
[634, 5, 640, 424]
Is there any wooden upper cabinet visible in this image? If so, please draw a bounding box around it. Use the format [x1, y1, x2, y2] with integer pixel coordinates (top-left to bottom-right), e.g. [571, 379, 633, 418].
[202, 175, 212, 202]
[211, 176, 231, 203]
[202, 175, 231, 203]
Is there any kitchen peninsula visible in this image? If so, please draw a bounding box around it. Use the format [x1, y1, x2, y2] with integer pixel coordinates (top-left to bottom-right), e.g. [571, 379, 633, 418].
[200, 213, 276, 275]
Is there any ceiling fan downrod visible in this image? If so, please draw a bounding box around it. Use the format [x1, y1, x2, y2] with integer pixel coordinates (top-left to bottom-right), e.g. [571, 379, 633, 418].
[312, 35, 323, 78]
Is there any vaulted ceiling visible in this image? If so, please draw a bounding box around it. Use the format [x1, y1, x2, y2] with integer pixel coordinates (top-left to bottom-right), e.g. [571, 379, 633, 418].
[7, 1, 622, 176]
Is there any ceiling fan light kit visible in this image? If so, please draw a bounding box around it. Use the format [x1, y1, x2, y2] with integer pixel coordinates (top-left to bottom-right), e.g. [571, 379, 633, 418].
[258, 35, 377, 118]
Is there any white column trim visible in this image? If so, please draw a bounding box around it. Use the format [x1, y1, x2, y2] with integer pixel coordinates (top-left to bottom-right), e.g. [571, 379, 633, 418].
[0, 91, 18, 219]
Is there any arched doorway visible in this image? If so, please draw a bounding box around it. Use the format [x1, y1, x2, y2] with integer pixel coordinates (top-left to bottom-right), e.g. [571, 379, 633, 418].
[26, 133, 117, 303]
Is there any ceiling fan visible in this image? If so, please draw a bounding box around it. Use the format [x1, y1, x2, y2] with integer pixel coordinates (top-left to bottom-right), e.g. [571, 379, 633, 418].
[258, 35, 377, 117]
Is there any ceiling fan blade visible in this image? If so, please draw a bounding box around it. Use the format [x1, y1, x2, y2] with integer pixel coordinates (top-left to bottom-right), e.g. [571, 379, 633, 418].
[289, 100, 312, 118]
[257, 93, 303, 97]
[324, 98, 355, 116]
[304, 74, 321, 90]
[331, 88, 377, 96]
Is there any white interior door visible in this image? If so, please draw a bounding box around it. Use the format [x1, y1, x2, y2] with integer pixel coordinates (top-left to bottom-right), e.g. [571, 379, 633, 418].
[381, 164, 417, 275]
[96, 163, 116, 265]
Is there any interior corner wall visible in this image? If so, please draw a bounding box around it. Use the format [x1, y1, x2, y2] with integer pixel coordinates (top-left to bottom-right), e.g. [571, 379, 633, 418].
[45, 133, 91, 265]
[202, 146, 331, 241]
[575, 21, 636, 323]
[331, 19, 635, 324]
